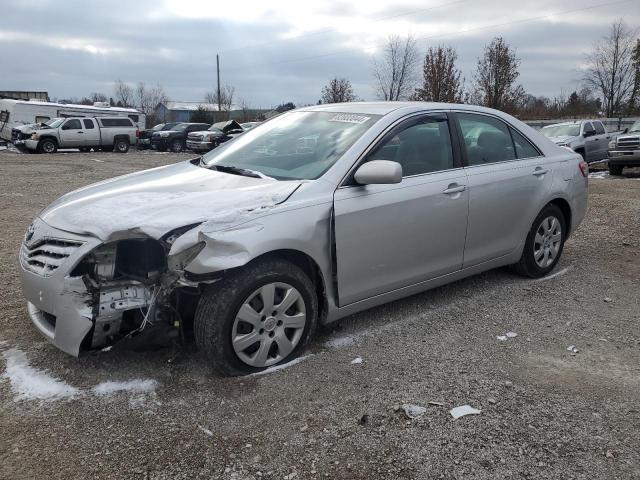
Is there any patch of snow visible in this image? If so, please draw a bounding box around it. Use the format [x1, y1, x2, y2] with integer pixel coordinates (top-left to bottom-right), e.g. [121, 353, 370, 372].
[506, 332, 518, 338]
[198, 425, 214, 437]
[324, 335, 357, 348]
[92, 379, 158, 396]
[1, 349, 80, 401]
[402, 404, 427, 419]
[588, 171, 609, 179]
[496, 335, 508, 341]
[535, 265, 572, 282]
[248, 355, 312, 377]
[350, 356, 363, 364]
[450, 405, 481, 419]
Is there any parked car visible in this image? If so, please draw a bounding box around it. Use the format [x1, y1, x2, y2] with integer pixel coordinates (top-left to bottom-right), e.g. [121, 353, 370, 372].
[186, 120, 245, 152]
[240, 121, 262, 131]
[138, 122, 180, 149]
[24, 116, 138, 153]
[607, 120, 640, 175]
[20, 102, 588, 375]
[151, 122, 210, 152]
[539, 120, 610, 163]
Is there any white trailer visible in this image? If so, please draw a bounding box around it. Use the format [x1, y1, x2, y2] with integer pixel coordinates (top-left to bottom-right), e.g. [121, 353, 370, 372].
[0, 99, 145, 141]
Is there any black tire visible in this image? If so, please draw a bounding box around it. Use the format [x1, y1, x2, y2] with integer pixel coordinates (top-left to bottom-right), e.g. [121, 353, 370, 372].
[79, 147, 91, 152]
[37, 138, 57, 154]
[194, 258, 318, 376]
[170, 139, 183, 153]
[512, 204, 566, 278]
[114, 138, 130, 153]
[608, 164, 623, 176]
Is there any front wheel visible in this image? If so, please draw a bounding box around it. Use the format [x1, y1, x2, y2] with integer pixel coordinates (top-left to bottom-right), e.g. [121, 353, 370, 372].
[194, 258, 318, 376]
[171, 139, 184, 153]
[512, 204, 566, 278]
[37, 139, 57, 154]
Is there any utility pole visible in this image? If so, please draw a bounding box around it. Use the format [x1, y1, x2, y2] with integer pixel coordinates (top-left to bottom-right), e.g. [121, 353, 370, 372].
[216, 54, 221, 113]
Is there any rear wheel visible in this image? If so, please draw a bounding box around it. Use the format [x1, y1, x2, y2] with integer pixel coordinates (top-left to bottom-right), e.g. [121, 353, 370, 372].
[512, 204, 566, 278]
[171, 139, 183, 153]
[37, 138, 57, 154]
[195, 258, 318, 376]
[114, 138, 130, 153]
[608, 164, 623, 176]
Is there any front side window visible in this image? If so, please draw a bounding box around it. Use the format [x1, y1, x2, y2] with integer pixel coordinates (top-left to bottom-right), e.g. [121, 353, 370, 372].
[457, 113, 515, 165]
[203, 111, 381, 180]
[62, 119, 81, 130]
[583, 122, 594, 134]
[368, 114, 454, 176]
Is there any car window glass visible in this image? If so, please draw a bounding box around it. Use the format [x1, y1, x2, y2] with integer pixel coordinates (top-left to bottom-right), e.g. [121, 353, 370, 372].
[368, 115, 454, 176]
[583, 122, 594, 133]
[510, 128, 540, 159]
[457, 113, 515, 165]
[594, 122, 605, 134]
[83, 119, 94, 129]
[63, 119, 81, 130]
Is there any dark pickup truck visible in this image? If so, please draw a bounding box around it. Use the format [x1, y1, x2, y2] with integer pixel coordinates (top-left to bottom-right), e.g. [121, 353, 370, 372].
[138, 122, 180, 149]
[150, 123, 210, 152]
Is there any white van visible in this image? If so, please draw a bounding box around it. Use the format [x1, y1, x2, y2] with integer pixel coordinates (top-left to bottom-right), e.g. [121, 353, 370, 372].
[0, 99, 145, 141]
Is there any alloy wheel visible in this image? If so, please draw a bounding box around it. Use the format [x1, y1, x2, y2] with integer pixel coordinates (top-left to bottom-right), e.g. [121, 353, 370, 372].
[533, 216, 562, 268]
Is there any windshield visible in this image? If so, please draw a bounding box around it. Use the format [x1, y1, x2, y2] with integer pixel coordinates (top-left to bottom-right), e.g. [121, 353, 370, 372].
[629, 121, 640, 133]
[44, 118, 64, 128]
[152, 123, 165, 131]
[202, 111, 381, 180]
[208, 126, 223, 132]
[171, 124, 188, 131]
[161, 123, 178, 131]
[540, 124, 580, 137]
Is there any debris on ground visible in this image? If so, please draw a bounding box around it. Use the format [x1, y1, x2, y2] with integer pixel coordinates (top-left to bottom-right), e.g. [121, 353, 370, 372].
[402, 404, 427, 419]
[567, 345, 579, 354]
[198, 425, 214, 437]
[450, 405, 481, 419]
[350, 356, 363, 364]
[428, 401, 444, 407]
[604, 297, 613, 303]
[497, 331, 518, 341]
[506, 332, 518, 338]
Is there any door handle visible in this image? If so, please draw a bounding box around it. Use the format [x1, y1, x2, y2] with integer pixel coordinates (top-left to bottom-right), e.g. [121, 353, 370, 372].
[77, 131, 84, 134]
[443, 184, 466, 194]
[532, 168, 549, 176]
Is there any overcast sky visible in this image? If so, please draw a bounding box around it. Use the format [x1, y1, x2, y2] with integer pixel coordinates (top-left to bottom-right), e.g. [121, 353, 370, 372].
[1, 0, 638, 108]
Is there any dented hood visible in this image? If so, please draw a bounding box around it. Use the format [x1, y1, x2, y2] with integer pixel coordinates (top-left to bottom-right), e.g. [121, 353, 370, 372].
[39, 160, 301, 241]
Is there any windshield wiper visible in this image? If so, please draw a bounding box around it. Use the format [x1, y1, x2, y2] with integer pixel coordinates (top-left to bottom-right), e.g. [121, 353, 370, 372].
[212, 165, 262, 178]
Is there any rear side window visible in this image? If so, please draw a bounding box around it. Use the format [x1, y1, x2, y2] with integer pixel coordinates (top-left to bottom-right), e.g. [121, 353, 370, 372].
[594, 122, 605, 134]
[100, 118, 134, 127]
[457, 113, 515, 165]
[128, 114, 139, 123]
[83, 119, 94, 129]
[368, 114, 454, 176]
[510, 128, 540, 159]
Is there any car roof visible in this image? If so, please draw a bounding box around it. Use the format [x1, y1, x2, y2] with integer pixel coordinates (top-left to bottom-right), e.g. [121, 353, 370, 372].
[298, 101, 525, 117]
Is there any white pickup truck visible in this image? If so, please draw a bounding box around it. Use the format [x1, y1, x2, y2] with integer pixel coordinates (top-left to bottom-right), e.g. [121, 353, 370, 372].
[24, 117, 138, 154]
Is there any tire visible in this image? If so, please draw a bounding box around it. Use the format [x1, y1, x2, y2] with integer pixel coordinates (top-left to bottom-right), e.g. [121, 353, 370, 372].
[512, 204, 566, 278]
[608, 164, 623, 176]
[194, 258, 318, 376]
[79, 147, 91, 152]
[37, 138, 57, 154]
[171, 139, 183, 153]
[114, 138, 130, 153]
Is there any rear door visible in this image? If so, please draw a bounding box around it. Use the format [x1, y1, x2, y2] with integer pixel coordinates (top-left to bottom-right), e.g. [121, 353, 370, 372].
[333, 112, 469, 306]
[82, 119, 100, 146]
[59, 119, 85, 147]
[454, 112, 552, 267]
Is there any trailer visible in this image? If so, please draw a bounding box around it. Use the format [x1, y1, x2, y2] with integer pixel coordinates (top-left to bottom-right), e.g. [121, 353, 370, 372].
[0, 99, 145, 141]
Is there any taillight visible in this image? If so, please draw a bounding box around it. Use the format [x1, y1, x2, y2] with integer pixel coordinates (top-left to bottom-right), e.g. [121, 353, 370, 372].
[135, 129, 140, 138]
[579, 161, 588, 177]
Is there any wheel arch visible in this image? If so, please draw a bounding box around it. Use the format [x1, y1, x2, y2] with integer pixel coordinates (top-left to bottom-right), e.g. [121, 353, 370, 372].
[39, 135, 58, 145]
[548, 197, 572, 237]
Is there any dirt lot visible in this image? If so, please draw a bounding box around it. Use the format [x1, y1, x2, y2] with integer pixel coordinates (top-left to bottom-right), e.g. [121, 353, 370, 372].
[0, 149, 639, 480]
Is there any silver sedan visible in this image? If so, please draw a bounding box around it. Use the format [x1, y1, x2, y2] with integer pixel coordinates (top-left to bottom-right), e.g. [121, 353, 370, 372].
[20, 102, 589, 375]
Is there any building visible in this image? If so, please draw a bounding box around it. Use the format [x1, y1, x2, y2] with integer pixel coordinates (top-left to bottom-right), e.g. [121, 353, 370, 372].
[0, 91, 50, 102]
[154, 101, 242, 123]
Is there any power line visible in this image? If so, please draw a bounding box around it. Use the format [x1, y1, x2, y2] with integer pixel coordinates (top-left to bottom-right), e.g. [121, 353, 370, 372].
[223, 0, 634, 73]
[218, 0, 470, 55]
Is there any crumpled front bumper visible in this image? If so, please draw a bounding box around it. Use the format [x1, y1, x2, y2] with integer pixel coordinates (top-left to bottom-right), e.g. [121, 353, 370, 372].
[19, 219, 101, 356]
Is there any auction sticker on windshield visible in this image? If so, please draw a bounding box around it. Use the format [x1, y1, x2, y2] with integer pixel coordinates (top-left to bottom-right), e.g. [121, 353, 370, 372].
[328, 114, 371, 124]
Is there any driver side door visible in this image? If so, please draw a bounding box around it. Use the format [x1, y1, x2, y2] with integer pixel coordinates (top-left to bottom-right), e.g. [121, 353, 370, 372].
[59, 119, 85, 147]
[333, 113, 469, 306]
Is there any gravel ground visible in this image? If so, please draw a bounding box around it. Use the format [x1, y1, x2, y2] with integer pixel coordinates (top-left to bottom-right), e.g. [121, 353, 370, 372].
[0, 150, 639, 480]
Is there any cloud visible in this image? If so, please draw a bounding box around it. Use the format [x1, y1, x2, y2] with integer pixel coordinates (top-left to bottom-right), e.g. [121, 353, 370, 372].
[0, 0, 637, 107]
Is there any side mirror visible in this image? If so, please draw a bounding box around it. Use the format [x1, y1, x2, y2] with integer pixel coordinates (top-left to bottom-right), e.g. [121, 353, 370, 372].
[354, 160, 402, 185]
[623, 127, 629, 134]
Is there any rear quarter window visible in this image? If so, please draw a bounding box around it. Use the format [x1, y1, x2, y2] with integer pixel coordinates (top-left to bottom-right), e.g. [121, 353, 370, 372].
[99, 118, 134, 127]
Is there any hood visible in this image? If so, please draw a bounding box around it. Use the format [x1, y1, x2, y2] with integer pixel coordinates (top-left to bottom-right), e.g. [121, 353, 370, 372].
[212, 120, 243, 133]
[39, 160, 302, 241]
[14, 123, 40, 133]
[548, 135, 577, 144]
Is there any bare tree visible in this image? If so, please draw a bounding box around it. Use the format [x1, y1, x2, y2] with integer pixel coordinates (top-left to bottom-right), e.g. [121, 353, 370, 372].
[205, 85, 235, 111]
[471, 37, 526, 113]
[319, 77, 358, 104]
[113, 80, 134, 107]
[584, 20, 637, 117]
[373, 35, 420, 101]
[411, 45, 464, 103]
[135, 82, 169, 124]
[626, 38, 640, 115]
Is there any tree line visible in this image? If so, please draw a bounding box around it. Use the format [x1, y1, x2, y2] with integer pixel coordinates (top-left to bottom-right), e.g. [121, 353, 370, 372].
[319, 19, 640, 119]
